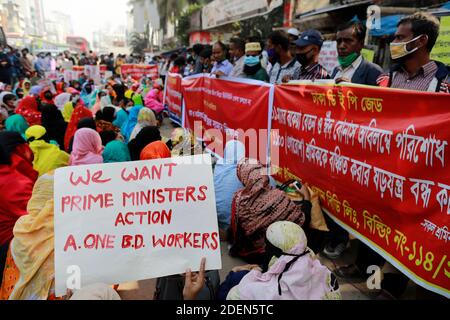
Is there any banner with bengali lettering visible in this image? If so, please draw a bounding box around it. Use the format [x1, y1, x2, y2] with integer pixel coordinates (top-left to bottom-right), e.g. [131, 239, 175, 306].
[121, 64, 159, 81]
[163, 73, 184, 126]
[182, 75, 272, 162]
[270, 84, 450, 298]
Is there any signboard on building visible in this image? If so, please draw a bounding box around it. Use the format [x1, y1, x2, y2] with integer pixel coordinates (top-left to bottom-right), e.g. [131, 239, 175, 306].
[202, 0, 283, 30]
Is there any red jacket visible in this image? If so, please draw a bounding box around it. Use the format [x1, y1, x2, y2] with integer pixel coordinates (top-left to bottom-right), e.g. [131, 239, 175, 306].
[0, 149, 38, 246]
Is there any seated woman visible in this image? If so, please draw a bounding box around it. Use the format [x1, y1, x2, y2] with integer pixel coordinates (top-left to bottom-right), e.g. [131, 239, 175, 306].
[121, 104, 144, 143]
[102, 140, 131, 163]
[127, 126, 161, 161]
[140, 141, 171, 161]
[229, 158, 311, 264]
[64, 100, 93, 151]
[0, 132, 38, 288]
[69, 128, 104, 166]
[5, 115, 29, 140]
[144, 82, 165, 117]
[225, 221, 341, 300]
[95, 107, 121, 142]
[1, 173, 58, 300]
[213, 140, 245, 239]
[129, 108, 158, 141]
[40, 104, 67, 149]
[25, 125, 70, 177]
[15, 96, 42, 127]
[169, 128, 203, 157]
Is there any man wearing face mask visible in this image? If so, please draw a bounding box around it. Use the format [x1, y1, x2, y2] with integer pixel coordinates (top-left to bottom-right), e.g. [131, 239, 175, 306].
[243, 42, 269, 82]
[377, 12, 449, 93]
[336, 12, 449, 301]
[295, 30, 330, 81]
[267, 31, 301, 84]
[331, 21, 383, 86]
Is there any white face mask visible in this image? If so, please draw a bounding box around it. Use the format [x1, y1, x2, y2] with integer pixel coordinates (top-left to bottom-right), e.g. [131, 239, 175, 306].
[390, 35, 426, 60]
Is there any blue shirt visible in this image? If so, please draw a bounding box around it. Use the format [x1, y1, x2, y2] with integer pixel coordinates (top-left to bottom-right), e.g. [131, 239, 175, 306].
[211, 59, 233, 77]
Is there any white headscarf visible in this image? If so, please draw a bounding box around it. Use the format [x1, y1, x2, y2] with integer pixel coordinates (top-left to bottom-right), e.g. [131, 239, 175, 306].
[54, 93, 71, 110]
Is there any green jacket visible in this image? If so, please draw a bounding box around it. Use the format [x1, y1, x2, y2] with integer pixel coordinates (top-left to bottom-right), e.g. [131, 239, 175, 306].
[247, 67, 269, 82]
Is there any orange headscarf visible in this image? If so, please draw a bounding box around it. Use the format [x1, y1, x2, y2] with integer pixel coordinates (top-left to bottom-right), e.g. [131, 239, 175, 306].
[140, 141, 171, 161]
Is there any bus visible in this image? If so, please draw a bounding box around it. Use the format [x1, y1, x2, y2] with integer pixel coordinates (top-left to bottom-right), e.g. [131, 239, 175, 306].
[66, 36, 90, 54]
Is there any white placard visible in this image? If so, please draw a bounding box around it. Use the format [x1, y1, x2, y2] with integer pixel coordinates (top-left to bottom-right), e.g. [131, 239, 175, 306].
[319, 41, 339, 74]
[54, 155, 222, 297]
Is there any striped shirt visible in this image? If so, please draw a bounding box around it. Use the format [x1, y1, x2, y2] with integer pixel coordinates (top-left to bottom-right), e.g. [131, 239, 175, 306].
[269, 59, 301, 84]
[298, 63, 330, 81]
[389, 61, 438, 92]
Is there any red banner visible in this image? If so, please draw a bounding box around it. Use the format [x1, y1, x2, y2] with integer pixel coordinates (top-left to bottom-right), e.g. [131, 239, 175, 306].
[164, 73, 183, 125]
[120, 64, 159, 80]
[271, 84, 450, 297]
[182, 75, 271, 162]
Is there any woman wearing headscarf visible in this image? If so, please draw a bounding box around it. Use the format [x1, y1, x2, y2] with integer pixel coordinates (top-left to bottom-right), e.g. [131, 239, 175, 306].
[55, 82, 66, 95]
[90, 90, 111, 116]
[103, 140, 131, 163]
[61, 88, 81, 123]
[125, 83, 144, 106]
[226, 221, 341, 300]
[112, 99, 130, 131]
[15, 96, 42, 126]
[129, 107, 157, 141]
[39, 87, 54, 105]
[121, 104, 144, 142]
[21, 79, 31, 97]
[127, 126, 161, 161]
[54, 92, 71, 111]
[25, 125, 70, 176]
[170, 128, 202, 157]
[80, 81, 95, 107]
[229, 159, 309, 263]
[40, 104, 67, 149]
[214, 140, 245, 235]
[0, 132, 38, 287]
[95, 106, 119, 134]
[144, 82, 165, 115]
[69, 128, 104, 166]
[29, 85, 43, 97]
[5, 114, 29, 140]
[140, 141, 171, 161]
[64, 102, 93, 151]
[1, 173, 60, 300]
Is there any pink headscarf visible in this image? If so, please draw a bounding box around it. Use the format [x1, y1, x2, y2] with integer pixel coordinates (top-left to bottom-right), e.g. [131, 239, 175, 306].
[69, 128, 104, 166]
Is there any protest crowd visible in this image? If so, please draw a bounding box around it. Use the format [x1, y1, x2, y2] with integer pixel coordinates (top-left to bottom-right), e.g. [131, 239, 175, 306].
[0, 11, 449, 301]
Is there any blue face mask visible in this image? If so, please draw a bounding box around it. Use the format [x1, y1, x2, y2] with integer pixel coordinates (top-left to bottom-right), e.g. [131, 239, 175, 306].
[244, 55, 260, 67]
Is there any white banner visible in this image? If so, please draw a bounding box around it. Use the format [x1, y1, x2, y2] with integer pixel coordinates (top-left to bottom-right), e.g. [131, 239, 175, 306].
[54, 155, 222, 297]
[202, 0, 283, 30]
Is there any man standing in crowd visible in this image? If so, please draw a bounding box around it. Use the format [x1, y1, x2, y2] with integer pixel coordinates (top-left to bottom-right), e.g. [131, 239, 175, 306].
[323, 21, 384, 261]
[191, 44, 205, 75]
[20, 48, 34, 77]
[229, 38, 246, 78]
[267, 31, 301, 84]
[331, 21, 384, 86]
[336, 12, 449, 300]
[378, 12, 449, 92]
[211, 42, 233, 78]
[294, 29, 330, 81]
[243, 42, 269, 82]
